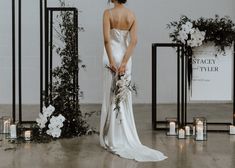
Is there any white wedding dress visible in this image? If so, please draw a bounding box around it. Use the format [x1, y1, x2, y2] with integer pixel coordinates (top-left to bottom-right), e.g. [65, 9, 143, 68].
[100, 28, 167, 162]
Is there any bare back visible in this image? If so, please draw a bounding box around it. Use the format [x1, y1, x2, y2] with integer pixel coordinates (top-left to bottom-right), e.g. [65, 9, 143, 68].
[109, 7, 135, 30]
[103, 4, 137, 75]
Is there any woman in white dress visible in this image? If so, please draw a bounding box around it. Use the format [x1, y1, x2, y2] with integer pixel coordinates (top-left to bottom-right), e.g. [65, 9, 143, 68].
[100, 0, 167, 162]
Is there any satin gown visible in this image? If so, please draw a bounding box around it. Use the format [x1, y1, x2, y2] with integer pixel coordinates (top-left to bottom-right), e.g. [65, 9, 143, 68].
[100, 28, 167, 162]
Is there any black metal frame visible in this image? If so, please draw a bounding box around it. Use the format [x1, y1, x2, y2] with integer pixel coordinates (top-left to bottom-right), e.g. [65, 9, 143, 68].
[12, 0, 16, 123]
[43, 7, 79, 109]
[11, 0, 22, 123]
[10, 0, 79, 123]
[152, 43, 235, 132]
[152, 43, 185, 130]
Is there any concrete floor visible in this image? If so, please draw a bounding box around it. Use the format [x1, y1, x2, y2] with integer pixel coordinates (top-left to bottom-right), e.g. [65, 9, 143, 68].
[0, 104, 235, 168]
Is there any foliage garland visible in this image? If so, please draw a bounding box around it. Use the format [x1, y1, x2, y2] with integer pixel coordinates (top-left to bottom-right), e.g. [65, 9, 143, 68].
[167, 15, 235, 52]
[167, 15, 235, 88]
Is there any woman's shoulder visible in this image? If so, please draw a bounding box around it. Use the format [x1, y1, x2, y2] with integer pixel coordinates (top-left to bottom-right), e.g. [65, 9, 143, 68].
[124, 7, 136, 19]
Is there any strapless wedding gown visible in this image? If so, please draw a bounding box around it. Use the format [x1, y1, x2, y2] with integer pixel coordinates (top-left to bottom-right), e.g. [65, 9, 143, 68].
[100, 28, 167, 162]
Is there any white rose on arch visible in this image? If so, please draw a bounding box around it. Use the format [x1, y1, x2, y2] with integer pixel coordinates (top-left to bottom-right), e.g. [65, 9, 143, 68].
[178, 30, 188, 43]
[181, 21, 193, 34]
[188, 28, 205, 47]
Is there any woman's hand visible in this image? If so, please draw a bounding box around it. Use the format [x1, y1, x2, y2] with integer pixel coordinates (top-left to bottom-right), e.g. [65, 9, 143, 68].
[118, 62, 127, 75]
[109, 61, 117, 73]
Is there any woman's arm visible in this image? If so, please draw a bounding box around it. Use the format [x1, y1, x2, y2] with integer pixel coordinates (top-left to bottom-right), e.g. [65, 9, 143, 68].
[103, 10, 117, 72]
[118, 16, 137, 75]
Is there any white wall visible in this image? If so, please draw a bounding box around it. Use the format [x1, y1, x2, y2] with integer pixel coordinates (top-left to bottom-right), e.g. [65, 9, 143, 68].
[0, 0, 235, 105]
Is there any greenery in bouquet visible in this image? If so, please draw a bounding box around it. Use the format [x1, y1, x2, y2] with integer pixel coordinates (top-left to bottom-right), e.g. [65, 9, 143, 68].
[106, 65, 137, 120]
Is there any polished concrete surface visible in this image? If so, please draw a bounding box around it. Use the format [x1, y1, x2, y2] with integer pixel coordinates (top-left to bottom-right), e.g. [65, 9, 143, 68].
[0, 104, 235, 168]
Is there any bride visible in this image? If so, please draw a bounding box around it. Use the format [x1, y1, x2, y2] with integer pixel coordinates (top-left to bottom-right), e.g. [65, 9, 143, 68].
[99, 0, 167, 162]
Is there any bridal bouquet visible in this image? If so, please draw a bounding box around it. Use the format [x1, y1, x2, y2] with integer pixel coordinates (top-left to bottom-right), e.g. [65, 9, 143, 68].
[106, 65, 137, 119]
[36, 105, 65, 138]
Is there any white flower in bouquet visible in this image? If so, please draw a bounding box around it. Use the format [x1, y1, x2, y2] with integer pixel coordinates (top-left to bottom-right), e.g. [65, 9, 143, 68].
[115, 75, 131, 102]
[106, 65, 137, 119]
[181, 21, 193, 34]
[188, 28, 205, 47]
[177, 22, 195, 44]
[178, 30, 188, 43]
[36, 113, 48, 129]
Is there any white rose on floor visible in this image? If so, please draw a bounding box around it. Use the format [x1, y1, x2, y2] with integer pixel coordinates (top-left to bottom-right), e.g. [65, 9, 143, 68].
[57, 114, 65, 122]
[50, 128, 62, 138]
[36, 113, 47, 129]
[41, 105, 55, 117]
[46, 114, 65, 138]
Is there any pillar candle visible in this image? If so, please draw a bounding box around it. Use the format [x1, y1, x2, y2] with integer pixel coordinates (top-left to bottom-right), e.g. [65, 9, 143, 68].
[169, 122, 176, 135]
[192, 126, 195, 135]
[24, 131, 31, 141]
[10, 124, 17, 138]
[3, 120, 10, 134]
[185, 126, 190, 136]
[178, 129, 185, 139]
[229, 125, 235, 135]
[197, 126, 204, 140]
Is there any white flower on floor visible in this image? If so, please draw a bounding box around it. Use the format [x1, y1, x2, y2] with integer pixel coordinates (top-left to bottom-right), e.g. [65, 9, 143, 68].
[46, 128, 61, 138]
[36, 105, 65, 138]
[43, 105, 55, 117]
[36, 105, 55, 128]
[46, 115, 65, 138]
[36, 113, 47, 129]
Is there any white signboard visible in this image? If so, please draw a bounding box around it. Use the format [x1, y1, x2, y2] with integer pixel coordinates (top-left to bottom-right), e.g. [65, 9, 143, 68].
[190, 43, 233, 101]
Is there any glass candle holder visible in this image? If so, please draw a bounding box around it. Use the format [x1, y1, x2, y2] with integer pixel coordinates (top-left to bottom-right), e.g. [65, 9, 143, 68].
[166, 118, 177, 136]
[185, 125, 191, 136]
[229, 125, 235, 135]
[24, 130, 32, 141]
[0, 116, 12, 134]
[194, 117, 207, 141]
[177, 127, 186, 139]
[10, 124, 17, 139]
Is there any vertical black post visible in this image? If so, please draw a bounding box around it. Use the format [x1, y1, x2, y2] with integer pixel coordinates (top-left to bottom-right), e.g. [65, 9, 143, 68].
[49, 10, 53, 103]
[72, 11, 76, 109]
[74, 10, 79, 112]
[40, 0, 43, 112]
[152, 44, 157, 129]
[18, 0, 22, 123]
[233, 43, 235, 125]
[45, 8, 49, 106]
[177, 46, 180, 125]
[181, 46, 185, 127]
[12, 0, 16, 123]
[185, 50, 188, 125]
